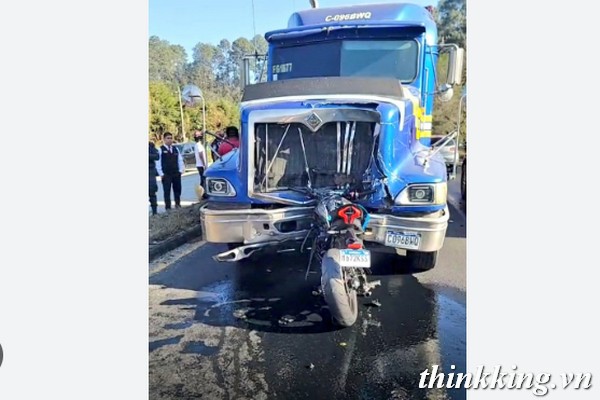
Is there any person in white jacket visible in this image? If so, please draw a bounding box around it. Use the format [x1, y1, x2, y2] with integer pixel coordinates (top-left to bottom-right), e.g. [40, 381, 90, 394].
[193, 130, 207, 187]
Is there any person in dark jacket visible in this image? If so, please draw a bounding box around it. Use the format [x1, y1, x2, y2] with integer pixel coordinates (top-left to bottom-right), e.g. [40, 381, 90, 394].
[149, 141, 159, 215]
[156, 132, 185, 209]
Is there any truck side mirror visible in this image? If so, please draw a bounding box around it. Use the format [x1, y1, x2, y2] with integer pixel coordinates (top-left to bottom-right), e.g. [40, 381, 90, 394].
[436, 44, 464, 102]
[447, 47, 464, 86]
[438, 44, 465, 86]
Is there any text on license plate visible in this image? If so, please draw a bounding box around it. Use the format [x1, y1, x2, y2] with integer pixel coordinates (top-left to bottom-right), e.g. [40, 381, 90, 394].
[385, 231, 421, 250]
[338, 249, 371, 268]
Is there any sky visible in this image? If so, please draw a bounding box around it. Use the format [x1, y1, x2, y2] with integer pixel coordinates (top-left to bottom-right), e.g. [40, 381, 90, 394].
[149, 0, 439, 62]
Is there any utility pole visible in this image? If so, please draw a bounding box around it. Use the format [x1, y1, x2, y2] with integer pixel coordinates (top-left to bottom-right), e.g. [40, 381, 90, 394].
[177, 85, 186, 142]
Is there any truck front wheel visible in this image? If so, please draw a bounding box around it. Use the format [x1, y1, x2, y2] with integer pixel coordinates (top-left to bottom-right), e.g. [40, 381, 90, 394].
[405, 250, 438, 272]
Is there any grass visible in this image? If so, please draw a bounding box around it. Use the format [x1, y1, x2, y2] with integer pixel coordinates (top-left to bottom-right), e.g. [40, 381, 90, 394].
[149, 202, 203, 243]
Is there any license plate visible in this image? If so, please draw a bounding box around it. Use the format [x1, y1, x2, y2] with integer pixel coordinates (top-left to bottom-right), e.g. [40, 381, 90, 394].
[338, 249, 371, 268]
[385, 231, 421, 250]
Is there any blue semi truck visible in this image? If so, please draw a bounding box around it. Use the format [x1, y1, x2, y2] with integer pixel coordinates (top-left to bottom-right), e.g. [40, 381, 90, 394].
[200, 2, 464, 271]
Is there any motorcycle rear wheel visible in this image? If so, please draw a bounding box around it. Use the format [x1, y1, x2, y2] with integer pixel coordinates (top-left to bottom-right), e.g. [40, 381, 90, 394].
[321, 249, 359, 327]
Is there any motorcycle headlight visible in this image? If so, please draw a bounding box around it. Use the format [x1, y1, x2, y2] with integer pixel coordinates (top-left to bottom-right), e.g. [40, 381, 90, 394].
[206, 178, 236, 197]
[395, 182, 447, 205]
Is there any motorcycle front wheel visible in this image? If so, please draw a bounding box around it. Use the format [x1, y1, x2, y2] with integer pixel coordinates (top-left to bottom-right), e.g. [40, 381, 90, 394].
[321, 249, 358, 327]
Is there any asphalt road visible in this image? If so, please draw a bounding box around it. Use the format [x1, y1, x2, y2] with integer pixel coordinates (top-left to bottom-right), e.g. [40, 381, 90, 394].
[149, 197, 466, 399]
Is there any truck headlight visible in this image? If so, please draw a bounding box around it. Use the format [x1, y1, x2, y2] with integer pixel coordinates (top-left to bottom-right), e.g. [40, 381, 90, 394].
[395, 182, 447, 205]
[206, 178, 236, 196]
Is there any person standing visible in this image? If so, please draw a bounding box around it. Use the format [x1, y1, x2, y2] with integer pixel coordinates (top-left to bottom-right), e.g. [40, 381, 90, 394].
[193, 130, 207, 187]
[156, 132, 185, 209]
[149, 141, 159, 215]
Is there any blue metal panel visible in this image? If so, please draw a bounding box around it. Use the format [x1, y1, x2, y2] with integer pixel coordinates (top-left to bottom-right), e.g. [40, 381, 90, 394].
[282, 3, 436, 35]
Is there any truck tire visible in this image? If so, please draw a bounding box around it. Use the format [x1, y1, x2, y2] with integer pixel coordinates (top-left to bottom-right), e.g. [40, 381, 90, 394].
[406, 250, 438, 272]
[321, 249, 358, 327]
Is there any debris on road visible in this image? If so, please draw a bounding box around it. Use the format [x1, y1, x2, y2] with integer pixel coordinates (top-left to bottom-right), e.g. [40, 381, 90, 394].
[367, 299, 382, 307]
[233, 309, 248, 319]
[278, 315, 295, 325]
[390, 387, 409, 399]
[365, 319, 381, 328]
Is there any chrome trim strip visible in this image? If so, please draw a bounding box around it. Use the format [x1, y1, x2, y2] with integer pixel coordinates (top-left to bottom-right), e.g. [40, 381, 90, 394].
[337, 122, 341, 173]
[297, 127, 312, 188]
[347, 121, 356, 175]
[242, 96, 405, 129]
[265, 124, 269, 191]
[342, 122, 350, 175]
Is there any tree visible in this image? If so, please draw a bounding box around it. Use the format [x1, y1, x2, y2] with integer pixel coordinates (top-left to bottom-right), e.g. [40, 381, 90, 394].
[149, 36, 188, 83]
[436, 0, 466, 49]
[230, 37, 256, 87]
[215, 39, 232, 85]
[149, 81, 181, 142]
[433, 0, 467, 144]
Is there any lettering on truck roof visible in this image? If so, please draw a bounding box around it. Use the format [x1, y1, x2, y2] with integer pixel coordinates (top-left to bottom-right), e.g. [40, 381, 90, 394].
[324, 12, 372, 22]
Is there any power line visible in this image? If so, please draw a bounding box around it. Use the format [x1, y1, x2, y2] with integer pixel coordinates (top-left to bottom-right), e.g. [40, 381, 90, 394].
[251, 0, 257, 42]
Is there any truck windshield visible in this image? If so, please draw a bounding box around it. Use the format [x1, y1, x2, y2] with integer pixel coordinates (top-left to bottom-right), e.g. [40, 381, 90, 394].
[270, 39, 419, 83]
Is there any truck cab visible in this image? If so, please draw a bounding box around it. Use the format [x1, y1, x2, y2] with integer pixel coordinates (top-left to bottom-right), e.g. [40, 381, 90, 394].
[201, 2, 464, 270]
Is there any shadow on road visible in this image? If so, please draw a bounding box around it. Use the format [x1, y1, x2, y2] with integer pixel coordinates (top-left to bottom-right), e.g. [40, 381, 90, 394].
[152, 251, 450, 339]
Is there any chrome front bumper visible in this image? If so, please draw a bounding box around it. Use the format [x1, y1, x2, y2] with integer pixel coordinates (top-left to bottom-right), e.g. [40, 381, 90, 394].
[200, 204, 449, 252]
[364, 208, 449, 252]
[200, 205, 313, 244]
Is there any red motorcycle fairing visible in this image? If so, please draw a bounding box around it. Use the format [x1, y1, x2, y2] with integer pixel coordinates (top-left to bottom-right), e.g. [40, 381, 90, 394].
[336, 205, 362, 225]
[330, 204, 366, 250]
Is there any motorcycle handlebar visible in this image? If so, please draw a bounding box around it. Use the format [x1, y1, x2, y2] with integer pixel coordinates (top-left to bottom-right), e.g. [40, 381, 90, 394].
[348, 189, 377, 199]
